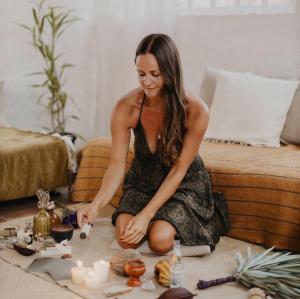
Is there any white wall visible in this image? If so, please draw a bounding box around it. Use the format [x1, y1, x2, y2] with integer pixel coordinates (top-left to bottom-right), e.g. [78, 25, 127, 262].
[0, 0, 97, 146]
[0, 1, 299, 146]
[178, 1, 300, 94]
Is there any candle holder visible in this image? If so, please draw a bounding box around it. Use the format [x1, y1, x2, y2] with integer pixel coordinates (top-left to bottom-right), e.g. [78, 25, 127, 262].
[123, 259, 146, 287]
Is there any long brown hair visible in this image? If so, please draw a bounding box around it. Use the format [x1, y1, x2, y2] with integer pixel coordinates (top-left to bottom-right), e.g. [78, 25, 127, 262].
[135, 33, 186, 166]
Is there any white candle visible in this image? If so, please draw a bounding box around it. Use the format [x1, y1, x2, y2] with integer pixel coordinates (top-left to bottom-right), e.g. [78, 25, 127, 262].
[84, 269, 101, 289]
[93, 260, 110, 282]
[80, 223, 91, 239]
[71, 260, 87, 285]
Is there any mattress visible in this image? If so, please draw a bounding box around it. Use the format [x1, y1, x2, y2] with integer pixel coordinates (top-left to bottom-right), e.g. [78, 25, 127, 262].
[71, 138, 300, 251]
[200, 141, 300, 251]
[0, 127, 69, 201]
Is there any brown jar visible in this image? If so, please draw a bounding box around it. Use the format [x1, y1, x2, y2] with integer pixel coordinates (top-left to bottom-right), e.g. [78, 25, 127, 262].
[47, 209, 61, 227]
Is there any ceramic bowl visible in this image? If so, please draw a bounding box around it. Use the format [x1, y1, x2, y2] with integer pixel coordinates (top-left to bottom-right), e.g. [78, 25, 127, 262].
[50, 224, 74, 243]
[13, 243, 36, 256]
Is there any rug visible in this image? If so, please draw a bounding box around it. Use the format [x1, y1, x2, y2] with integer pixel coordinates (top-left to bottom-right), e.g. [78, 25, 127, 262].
[0, 216, 267, 299]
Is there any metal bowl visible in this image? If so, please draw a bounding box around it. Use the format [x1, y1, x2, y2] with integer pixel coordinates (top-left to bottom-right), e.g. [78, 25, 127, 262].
[50, 224, 74, 243]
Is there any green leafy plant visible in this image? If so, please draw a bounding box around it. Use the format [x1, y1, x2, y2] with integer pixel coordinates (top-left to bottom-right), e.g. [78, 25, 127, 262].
[21, 0, 80, 133]
[197, 247, 300, 299]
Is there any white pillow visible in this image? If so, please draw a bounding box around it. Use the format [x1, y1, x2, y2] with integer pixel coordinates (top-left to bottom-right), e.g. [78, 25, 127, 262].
[0, 81, 9, 127]
[200, 67, 300, 145]
[205, 70, 299, 147]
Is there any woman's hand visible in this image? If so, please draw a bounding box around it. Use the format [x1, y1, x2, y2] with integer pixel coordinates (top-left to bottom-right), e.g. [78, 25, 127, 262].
[77, 202, 99, 228]
[120, 213, 151, 244]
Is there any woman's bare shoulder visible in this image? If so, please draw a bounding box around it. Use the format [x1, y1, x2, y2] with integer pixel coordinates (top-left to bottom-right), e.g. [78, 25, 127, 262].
[185, 91, 209, 116]
[112, 88, 143, 127]
[116, 87, 144, 110]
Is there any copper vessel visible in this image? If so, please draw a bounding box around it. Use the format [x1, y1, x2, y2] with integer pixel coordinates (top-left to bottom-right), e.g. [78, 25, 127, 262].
[123, 259, 146, 287]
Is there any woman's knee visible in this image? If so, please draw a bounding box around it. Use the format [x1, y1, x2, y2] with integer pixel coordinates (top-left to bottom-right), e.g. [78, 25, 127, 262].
[115, 213, 140, 249]
[148, 233, 174, 254]
[115, 213, 132, 238]
[148, 221, 176, 254]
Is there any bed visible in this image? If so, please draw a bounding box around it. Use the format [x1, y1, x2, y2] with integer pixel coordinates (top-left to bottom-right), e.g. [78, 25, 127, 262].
[0, 127, 69, 201]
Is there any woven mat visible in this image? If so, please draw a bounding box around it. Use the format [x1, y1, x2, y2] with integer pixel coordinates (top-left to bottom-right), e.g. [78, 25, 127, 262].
[0, 217, 266, 299]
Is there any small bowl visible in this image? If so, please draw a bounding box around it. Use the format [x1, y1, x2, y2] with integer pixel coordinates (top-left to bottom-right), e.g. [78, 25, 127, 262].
[13, 243, 36, 256]
[50, 224, 74, 243]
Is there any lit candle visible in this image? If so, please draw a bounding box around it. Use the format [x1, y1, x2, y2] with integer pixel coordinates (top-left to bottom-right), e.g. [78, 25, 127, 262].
[71, 260, 87, 285]
[93, 259, 110, 282]
[84, 269, 101, 289]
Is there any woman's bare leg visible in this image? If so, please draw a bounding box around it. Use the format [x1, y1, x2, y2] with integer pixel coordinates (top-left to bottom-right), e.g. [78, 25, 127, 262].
[115, 213, 140, 249]
[148, 220, 177, 254]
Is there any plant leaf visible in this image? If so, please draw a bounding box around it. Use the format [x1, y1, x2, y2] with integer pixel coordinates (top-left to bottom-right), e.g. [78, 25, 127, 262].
[32, 8, 39, 26]
[19, 23, 32, 31]
[26, 71, 44, 76]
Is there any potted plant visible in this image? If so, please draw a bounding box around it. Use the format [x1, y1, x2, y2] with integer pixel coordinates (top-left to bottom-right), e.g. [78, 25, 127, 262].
[21, 0, 80, 141]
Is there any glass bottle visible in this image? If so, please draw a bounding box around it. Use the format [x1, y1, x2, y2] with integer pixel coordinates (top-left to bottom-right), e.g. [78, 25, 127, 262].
[33, 208, 51, 238]
[170, 234, 184, 288]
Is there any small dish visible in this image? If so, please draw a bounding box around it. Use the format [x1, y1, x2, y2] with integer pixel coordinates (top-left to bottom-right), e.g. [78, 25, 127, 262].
[13, 243, 36, 256]
[50, 224, 74, 243]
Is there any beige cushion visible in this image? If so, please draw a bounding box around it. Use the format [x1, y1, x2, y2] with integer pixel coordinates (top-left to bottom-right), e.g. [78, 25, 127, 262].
[200, 67, 300, 145]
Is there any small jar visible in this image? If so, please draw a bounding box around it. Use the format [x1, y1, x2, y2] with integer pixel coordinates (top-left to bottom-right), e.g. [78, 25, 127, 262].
[47, 208, 61, 227]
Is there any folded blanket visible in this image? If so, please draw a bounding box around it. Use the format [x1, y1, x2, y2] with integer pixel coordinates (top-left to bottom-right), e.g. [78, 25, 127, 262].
[110, 239, 211, 257]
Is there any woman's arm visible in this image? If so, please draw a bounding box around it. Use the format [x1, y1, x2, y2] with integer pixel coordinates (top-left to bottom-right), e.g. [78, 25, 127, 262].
[121, 96, 209, 244]
[77, 99, 133, 227]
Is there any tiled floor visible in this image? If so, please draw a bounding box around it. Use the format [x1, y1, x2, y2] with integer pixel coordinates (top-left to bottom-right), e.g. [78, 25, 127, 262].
[0, 188, 70, 222]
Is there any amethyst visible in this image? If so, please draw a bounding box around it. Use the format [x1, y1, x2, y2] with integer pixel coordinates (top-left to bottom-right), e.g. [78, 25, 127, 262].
[62, 211, 79, 228]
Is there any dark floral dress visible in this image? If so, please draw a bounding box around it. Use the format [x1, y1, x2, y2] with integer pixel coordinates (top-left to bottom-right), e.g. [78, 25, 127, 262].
[112, 99, 230, 248]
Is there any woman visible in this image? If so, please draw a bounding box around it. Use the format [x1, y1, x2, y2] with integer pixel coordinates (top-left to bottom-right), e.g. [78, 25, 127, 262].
[77, 33, 230, 254]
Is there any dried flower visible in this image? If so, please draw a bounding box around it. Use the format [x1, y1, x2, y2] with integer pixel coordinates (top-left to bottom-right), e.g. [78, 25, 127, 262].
[36, 189, 51, 209]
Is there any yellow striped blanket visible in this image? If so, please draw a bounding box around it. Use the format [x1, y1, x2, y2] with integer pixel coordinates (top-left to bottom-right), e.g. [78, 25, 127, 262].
[72, 138, 300, 251]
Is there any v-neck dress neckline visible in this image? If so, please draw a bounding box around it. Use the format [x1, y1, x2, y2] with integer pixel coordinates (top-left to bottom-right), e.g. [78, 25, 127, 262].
[135, 94, 160, 156]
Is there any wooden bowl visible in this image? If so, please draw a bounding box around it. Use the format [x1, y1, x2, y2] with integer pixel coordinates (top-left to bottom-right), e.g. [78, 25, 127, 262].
[50, 224, 74, 243]
[13, 243, 36, 256]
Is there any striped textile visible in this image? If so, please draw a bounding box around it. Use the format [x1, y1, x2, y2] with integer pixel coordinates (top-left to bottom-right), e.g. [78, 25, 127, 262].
[71, 139, 134, 208]
[71, 138, 300, 251]
[201, 141, 300, 252]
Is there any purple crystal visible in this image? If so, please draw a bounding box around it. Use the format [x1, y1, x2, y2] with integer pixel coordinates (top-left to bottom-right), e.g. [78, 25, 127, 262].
[62, 211, 79, 228]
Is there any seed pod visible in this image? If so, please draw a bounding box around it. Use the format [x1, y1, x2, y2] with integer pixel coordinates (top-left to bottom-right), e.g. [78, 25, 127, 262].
[110, 249, 142, 276]
[157, 287, 197, 299]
